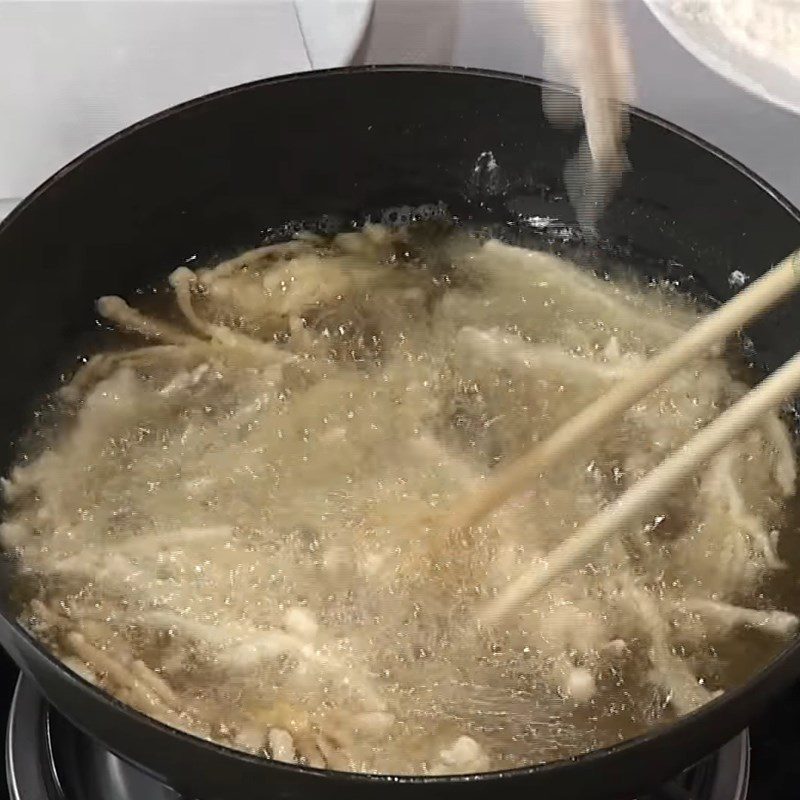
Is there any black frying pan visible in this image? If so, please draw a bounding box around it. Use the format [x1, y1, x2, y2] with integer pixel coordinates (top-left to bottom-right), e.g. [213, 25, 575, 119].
[0, 66, 799, 800]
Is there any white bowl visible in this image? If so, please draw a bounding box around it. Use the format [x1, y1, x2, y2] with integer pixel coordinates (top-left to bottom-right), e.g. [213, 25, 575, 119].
[295, 0, 374, 69]
[643, 0, 800, 117]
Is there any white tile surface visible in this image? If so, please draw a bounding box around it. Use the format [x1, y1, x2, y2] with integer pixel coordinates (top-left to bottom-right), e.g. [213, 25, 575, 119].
[0, 1, 310, 201]
[0, 199, 17, 224]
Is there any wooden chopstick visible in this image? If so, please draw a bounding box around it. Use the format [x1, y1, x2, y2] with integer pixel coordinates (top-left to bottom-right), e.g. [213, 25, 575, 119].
[442, 249, 800, 536]
[480, 343, 800, 625]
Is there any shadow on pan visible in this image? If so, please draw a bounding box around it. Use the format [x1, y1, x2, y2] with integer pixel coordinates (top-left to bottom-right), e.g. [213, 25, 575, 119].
[0, 66, 798, 800]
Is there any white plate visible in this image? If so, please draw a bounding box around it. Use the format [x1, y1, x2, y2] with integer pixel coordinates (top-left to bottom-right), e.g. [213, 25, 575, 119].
[294, 0, 373, 69]
[644, 0, 800, 117]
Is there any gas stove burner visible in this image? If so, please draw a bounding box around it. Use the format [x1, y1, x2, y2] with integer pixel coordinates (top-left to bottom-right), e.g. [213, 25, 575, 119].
[6, 674, 750, 800]
[7, 676, 179, 800]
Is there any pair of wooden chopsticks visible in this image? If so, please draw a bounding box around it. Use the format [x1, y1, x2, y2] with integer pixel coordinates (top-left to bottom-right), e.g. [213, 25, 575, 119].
[435, 249, 800, 626]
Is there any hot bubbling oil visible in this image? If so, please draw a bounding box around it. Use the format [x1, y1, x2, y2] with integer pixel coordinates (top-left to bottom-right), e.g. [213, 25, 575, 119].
[1, 223, 798, 775]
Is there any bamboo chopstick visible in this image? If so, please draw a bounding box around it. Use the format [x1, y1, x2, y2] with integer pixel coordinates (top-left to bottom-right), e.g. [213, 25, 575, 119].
[480, 343, 800, 625]
[443, 249, 800, 536]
